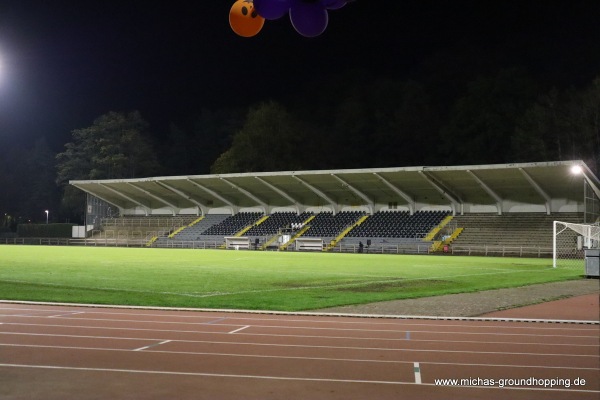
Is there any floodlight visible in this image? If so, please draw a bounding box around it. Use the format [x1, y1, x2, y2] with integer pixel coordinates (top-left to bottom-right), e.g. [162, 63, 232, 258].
[571, 165, 583, 175]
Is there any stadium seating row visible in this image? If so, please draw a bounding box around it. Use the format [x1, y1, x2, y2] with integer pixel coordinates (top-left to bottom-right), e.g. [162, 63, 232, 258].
[95, 210, 586, 255]
[155, 210, 448, 248]
[244, 211, 313, 237]
[346, 210, 449, 239]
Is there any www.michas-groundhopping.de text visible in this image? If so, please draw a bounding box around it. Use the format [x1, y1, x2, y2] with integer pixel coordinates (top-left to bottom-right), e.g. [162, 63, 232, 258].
[435, 377, 587, 388]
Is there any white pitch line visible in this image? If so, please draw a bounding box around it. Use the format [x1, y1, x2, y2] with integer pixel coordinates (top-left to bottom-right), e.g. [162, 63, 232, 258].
[229, 325, 250, 334]
[0, 363, 597, 393]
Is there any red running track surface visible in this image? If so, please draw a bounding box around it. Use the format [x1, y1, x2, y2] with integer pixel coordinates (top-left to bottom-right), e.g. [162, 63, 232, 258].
[0, 302, 598, 400]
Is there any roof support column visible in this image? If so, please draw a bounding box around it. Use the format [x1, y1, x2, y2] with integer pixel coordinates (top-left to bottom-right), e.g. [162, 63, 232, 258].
[220, 177, 269, 214]
[255, 176, 301, 214]
[418, 171, 462, 215]
[71, 184, 126, 213]
[127, 183, 179, 216]
[373, 173, 415, 214]
[331, 174, 373, 214]
[187, 179, 238, 215]
[466, 170, 503, 215]
[99, 183, 152, 216]
[156, 181, 207, 216]
[518, 168, 551, 214]
[292, 175, 338, 214]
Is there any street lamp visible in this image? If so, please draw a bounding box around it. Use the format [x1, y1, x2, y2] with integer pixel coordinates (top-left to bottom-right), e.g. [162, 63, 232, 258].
[45, 210, 49, 224]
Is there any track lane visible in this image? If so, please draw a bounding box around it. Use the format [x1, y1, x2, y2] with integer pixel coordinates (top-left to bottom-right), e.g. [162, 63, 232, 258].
[0, 303, 598, 400]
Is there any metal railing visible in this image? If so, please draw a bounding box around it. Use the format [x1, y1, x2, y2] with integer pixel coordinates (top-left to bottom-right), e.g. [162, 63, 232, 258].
[0, 238, 554, 257]
[101, 217, 191, 228]
[0, 237, 147, 247]
[450, 244, 553, 258]
[329, 243, 432, 254]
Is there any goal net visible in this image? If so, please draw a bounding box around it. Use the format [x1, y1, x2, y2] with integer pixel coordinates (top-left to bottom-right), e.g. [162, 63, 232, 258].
[553, 221, 600, 268]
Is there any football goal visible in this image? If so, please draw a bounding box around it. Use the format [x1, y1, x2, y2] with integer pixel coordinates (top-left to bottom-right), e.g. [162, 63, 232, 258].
[553, 221, 600, 268]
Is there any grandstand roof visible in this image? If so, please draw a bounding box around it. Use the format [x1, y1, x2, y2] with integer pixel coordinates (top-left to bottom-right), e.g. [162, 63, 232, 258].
[71, 161, 599, 216]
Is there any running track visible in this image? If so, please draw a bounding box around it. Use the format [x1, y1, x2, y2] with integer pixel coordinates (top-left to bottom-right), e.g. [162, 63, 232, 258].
[0, 302, 598, 399]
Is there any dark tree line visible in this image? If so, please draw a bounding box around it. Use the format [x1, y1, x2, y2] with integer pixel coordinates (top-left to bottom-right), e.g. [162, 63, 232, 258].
[211, 70, 599, 173]
[1, 71, 598, 228]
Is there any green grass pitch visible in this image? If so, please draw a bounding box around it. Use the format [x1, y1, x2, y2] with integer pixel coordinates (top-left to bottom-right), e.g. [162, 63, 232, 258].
[0, 245, 584, 311]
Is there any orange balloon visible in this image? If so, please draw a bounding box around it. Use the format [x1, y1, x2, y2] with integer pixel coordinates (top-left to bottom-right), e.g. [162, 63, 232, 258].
[229, 0, 265, 38]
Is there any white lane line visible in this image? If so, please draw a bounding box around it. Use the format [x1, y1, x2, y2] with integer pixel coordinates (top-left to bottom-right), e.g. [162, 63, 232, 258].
[133, 340, 171, 352]
[204, 317, 228, 325]
[48, 312, 85, 318]
[3, 314, 595, 339]
[2, 343, 598, 371]
[1, 305, 597, 329]
[0, 362, 431, 386]
[413, 362, 422, 384]
[2, 323, 597, 350]
[0, 363, 597, 393]
[229, 326, 250, 334]
[1, 332, 597, 358]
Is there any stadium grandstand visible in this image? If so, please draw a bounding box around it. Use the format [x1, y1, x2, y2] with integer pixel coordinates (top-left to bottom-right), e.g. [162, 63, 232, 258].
[66, 161, 599, 257]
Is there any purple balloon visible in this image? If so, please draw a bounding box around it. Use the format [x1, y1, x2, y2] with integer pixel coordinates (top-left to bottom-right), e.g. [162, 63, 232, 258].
[323, 0, 346, 10]
[254, 0, 291, 20]
[289, 0, 329, 37]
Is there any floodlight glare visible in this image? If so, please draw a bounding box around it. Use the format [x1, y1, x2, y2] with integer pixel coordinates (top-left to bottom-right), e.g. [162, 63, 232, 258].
[571, 165, 583, 175]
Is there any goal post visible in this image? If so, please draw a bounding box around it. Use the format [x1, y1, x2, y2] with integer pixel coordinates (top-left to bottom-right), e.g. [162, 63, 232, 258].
[553, 221, 600, 268]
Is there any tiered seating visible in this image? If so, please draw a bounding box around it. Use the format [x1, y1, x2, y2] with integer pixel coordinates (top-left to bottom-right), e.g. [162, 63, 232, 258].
[244, 211, 313, 237]
[96, 215, 196, 240]
[449, 212, 583, 251]
[200, 212, 263, 236]
[167, 214, 229, 241]
[303, 211, 366, 238]
[346, 210, 449, 239]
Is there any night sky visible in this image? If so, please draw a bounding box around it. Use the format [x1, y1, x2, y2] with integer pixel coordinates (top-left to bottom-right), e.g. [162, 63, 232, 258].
[1, 1, 599, 151]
